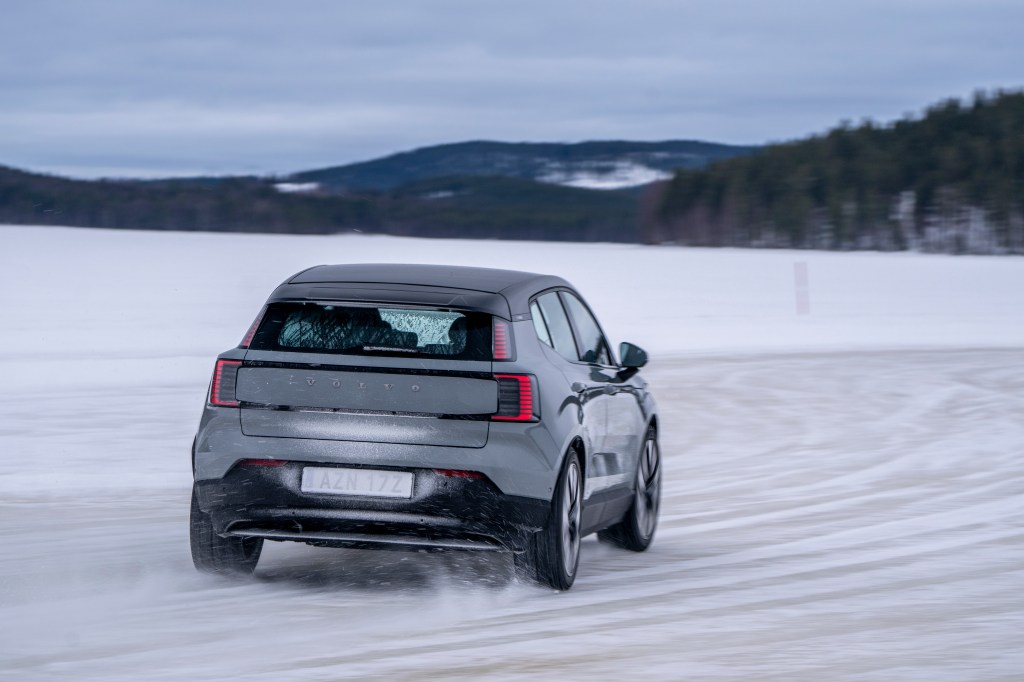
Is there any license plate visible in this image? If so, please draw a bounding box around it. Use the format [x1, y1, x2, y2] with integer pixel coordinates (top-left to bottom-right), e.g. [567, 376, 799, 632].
[301, 467, 413, 498]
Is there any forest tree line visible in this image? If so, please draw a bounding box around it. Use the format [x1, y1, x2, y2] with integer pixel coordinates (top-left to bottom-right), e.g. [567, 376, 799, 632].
[647, 91, 1024, 254]
[0, 168, 638, 242]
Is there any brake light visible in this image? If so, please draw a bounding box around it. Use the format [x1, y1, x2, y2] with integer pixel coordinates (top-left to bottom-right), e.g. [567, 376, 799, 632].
[492, 374, 536, 421]
[239, 307, 266, 348]
[209, 359, 241, 407]
[493, 318, 512, 360]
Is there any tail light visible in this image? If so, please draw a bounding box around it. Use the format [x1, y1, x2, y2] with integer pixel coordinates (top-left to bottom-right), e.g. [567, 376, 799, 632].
[209, 359, 241, 407]
[238, 459, 288, 468]
[239, 307, 266, 348]
[493, 318, 512, 360]
[433, 468, 484, 480]
[492, 374, 537, 422]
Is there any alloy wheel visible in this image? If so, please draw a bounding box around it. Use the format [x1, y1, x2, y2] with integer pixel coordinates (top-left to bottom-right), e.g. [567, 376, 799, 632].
[561, 460, 582, 576]
[634, 437, 661, 541]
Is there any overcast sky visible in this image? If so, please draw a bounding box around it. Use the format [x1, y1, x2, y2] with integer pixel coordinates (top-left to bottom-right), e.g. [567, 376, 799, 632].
[2, 0, 1022, 178]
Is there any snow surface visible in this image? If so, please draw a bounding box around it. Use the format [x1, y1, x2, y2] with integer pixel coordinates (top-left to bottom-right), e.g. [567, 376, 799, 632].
[538, 161, 672, 189]
[1, 225, 1022, 680]
[274, 182, 320, 194]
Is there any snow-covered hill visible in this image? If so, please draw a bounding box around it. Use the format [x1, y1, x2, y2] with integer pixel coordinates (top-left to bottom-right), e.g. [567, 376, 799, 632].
[290, 140, 754, 191]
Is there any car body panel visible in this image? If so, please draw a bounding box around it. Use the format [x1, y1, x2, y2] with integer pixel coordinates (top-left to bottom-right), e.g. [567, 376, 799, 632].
[235, 364, 498, 415]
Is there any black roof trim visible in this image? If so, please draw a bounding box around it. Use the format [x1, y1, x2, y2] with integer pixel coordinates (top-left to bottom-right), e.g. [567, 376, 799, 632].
[290, 264, 543, 294]
[276, 264, 573, 318]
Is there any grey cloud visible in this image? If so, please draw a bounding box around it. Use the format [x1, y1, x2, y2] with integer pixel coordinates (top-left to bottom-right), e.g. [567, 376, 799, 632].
[2, 0, 1022, 177]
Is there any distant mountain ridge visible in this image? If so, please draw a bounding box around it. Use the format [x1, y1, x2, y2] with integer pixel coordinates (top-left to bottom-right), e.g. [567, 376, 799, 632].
[290, 140, 756, 192]
[1, 137, 755, 243]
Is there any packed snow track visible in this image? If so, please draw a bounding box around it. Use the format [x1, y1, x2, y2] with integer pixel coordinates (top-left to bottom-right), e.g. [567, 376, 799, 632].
[1, 349, 1021, 680]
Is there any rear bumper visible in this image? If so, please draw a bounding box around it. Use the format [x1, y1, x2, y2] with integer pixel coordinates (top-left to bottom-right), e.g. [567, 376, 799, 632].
[194, 462, 550, 553]
[193, 405, 563, 500]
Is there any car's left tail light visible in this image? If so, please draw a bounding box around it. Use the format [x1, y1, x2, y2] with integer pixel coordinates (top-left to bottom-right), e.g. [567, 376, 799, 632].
[209, 359, 241, 407]
[239, 307, 266, 348]
[492, 374, 538, 422]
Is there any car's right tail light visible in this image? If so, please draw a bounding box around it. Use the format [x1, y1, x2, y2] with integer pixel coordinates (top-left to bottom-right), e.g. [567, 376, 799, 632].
[492, 374, 538, 422]
[209, 359, 241, 407]
[492, 318, 513, 360]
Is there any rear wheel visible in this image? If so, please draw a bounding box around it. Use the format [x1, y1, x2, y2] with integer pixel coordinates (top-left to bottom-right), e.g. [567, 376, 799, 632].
[190, 485, 263, 576]
[515, 451, 582, 590]
[598, 427, 660, 551]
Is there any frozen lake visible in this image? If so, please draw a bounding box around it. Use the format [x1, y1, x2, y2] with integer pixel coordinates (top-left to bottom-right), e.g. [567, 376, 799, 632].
[1, 226, 1022, 680]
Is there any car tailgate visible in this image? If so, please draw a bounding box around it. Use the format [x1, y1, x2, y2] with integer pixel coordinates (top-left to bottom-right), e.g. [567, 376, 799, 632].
[235, 358, 496, 448]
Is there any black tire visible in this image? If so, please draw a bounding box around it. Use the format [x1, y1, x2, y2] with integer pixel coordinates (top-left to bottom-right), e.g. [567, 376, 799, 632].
[189, 485, 262, 576]
[598, 427, 660, 552]
[515, 450, 583, 590]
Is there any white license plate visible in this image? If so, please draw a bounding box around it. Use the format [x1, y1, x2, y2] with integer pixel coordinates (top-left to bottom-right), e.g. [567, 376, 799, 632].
[301, 467, 413, 498]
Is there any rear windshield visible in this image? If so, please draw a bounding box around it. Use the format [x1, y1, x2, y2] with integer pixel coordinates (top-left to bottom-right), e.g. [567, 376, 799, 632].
[249, 302, 492, 360]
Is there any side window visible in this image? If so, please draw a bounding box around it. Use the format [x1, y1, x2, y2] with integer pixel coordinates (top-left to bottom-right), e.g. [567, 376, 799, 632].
[530, 300, 553, 347]
[560, 292, 612, 365]
[535, 293, 579, 362]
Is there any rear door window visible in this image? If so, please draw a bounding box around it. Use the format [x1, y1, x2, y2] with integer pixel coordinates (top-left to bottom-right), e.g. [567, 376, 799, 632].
[560, 292, 613, 365]
[534, 292, 579, 362]
[250, 302, 491, 360]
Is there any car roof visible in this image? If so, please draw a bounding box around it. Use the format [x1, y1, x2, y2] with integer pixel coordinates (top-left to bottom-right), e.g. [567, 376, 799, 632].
[274, 264, 573, 319]
[291, 264, 547, 293]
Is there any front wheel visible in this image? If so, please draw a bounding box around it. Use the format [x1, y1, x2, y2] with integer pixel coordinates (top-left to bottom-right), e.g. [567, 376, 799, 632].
[189, 485, 263, 576]
[515, 451, 583, 590]
[598, 427, 661, 551]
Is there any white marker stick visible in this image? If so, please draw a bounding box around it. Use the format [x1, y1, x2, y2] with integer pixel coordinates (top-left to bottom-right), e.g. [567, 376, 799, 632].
[794, 261, 810, 315]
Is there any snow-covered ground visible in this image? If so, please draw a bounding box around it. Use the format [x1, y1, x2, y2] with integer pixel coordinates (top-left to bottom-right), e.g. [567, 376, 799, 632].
[1, 225, 1022, 680]
[538, 161, 672, 189]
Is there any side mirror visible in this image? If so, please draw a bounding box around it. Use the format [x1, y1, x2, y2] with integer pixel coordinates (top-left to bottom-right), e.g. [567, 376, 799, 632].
[619, 342, 648, 369]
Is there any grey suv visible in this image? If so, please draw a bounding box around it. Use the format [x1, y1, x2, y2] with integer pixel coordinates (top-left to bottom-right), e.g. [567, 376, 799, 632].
[190, 264, 660, 589]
